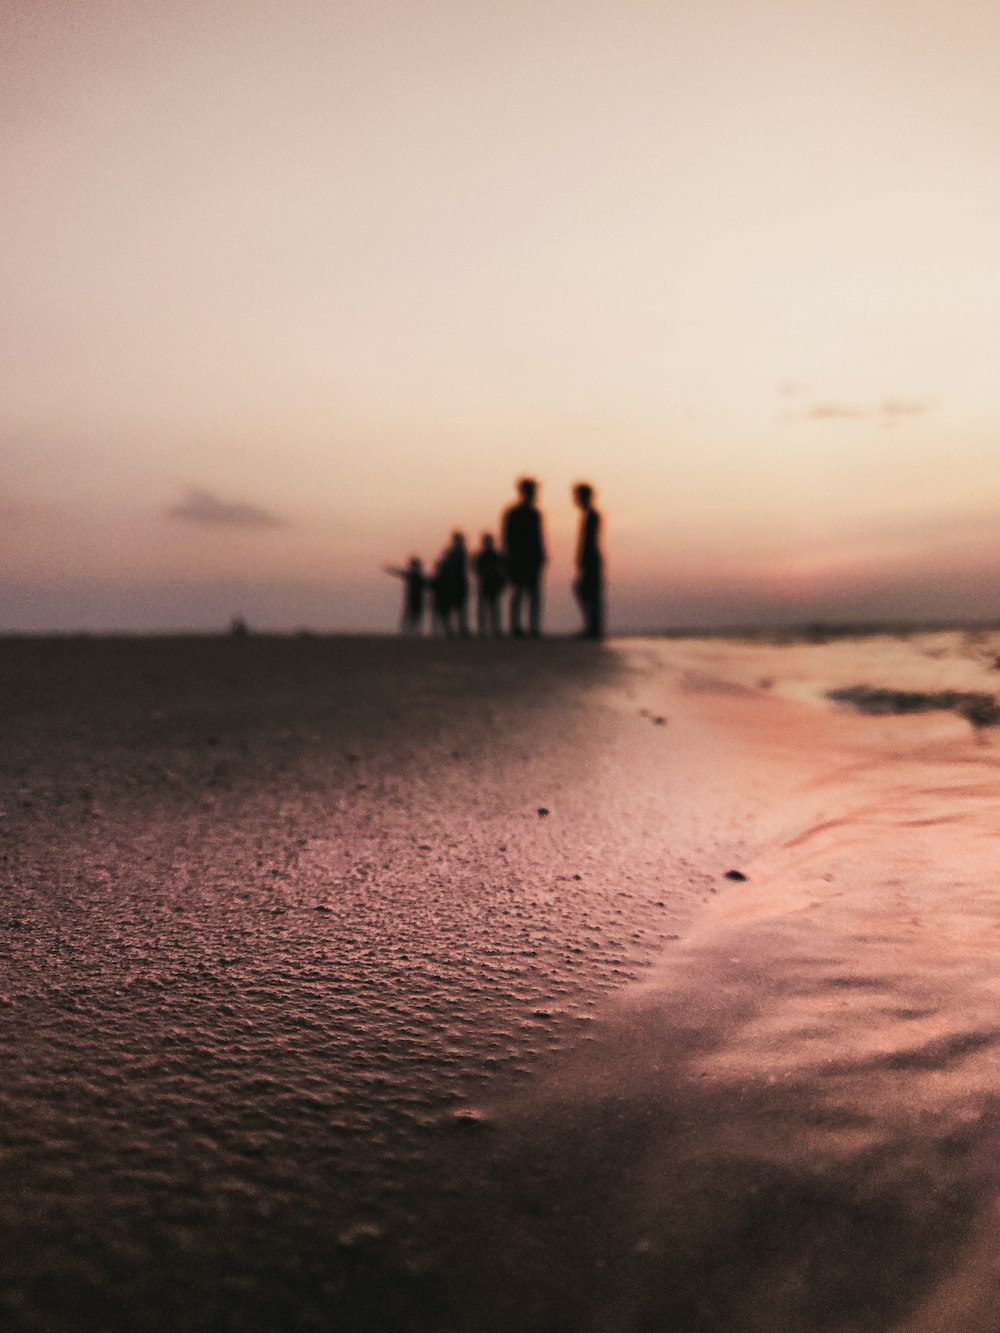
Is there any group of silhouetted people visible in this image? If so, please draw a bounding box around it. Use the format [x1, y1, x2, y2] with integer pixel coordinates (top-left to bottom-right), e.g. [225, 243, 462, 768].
[384, 478, 604, 640]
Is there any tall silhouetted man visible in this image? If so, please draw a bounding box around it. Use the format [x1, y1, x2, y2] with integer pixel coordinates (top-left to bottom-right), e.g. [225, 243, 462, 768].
[502, 477, 546, 638]
[573, 482, 603, 639]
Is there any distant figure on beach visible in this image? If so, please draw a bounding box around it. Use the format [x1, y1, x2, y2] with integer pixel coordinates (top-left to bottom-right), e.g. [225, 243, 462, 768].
[473, 533, 506, 638]
[383, 557, 427, 635]
[433, 532, 470, 638]
[429, 558, 450, 636]
[502, 477, 546, 638]
[572, 483, 604, 639]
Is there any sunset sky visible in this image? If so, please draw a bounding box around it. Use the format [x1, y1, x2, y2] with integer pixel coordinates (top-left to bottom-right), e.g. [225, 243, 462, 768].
[3, 0, 999, 632]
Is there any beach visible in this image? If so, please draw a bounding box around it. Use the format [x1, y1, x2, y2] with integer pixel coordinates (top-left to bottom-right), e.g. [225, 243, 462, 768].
[4, 630, 1000, 1330]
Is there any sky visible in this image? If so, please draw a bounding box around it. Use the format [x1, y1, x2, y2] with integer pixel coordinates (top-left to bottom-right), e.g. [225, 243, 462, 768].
[2, 0, 999, 632]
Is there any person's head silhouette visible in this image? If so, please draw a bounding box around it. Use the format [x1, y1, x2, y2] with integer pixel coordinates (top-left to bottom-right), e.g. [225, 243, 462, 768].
[573, 483, 594, 510]
[481, 533, 495, 551]
[518, 477, 537, 504]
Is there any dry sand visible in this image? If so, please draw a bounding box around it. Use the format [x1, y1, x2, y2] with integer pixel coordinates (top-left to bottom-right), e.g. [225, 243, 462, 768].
[3, 631, 1000, 1330]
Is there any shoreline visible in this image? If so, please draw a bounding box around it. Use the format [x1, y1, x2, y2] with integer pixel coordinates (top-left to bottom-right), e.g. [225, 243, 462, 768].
[437, 636, 1000, 1331]
[5, 615, 1000, 640]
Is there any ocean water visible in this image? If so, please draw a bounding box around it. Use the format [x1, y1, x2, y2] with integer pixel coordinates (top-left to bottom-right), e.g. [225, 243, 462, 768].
[465, 629, 1000, 1331]
[423, 630, 1000, 1331]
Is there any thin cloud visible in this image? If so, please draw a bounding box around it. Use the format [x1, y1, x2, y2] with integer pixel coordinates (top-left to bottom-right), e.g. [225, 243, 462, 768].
[801, 402, 866, 422]
[166, 487, 288, 529]
[878, 398, 934, 426]
[785, 395, 936, 427]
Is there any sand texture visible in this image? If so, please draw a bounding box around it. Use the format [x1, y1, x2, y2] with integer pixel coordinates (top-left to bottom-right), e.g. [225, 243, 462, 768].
[4, 631, 1000, 1330]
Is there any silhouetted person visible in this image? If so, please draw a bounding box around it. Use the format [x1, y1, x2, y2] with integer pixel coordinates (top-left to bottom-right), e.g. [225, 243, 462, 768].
[435, 532, 470, 637]
[573, 482, 604, 639]
[473, 533, 506, 638]
[502, 477, 546, 637]
[429, 558, 450, 636]
[384, 557, 427, 635]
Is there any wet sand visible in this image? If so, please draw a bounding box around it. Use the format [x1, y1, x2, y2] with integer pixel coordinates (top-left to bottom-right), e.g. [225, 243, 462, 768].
[3, 632, 1000, 1329]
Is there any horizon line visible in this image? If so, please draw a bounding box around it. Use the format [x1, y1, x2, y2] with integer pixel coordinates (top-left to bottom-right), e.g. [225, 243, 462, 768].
[4, 618, 1000, 642]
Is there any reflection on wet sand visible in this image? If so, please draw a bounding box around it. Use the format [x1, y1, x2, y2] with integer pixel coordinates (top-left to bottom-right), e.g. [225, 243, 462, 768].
[445, 635, 1000, 1332]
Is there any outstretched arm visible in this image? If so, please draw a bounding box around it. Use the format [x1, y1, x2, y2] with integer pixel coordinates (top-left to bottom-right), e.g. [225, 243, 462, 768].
[382, 564, 405, 578]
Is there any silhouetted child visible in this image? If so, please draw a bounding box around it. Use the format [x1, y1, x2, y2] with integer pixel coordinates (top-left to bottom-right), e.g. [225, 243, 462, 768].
[434, 532, 470, 637]
[428, 558, 449, 636]
[383, 558, 427, 635]
[572, 482, 604, 639]
[473, 533, 506, 637]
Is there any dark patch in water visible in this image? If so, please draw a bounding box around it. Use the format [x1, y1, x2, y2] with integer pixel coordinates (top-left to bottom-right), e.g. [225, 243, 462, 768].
[828, 685, 1000, 727]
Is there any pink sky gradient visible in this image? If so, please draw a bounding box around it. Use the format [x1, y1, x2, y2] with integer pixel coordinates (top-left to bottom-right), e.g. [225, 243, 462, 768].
[3, 0, 1000, 631]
